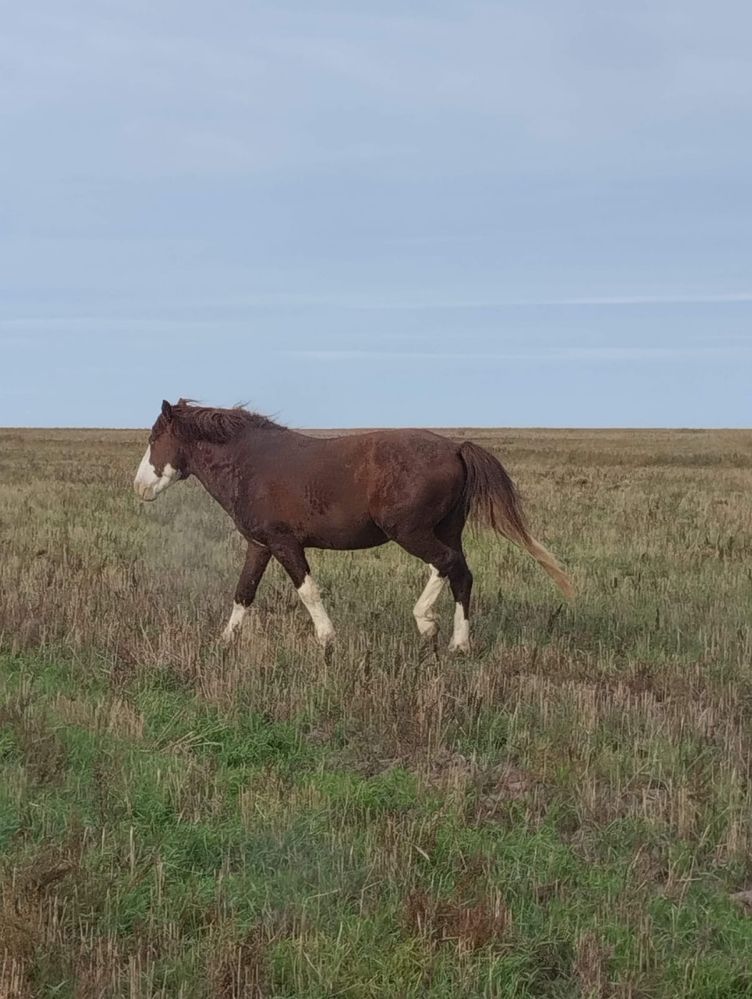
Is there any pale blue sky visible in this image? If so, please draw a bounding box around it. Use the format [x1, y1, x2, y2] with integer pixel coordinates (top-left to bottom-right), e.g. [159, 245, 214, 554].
[2, 1, 750, 427]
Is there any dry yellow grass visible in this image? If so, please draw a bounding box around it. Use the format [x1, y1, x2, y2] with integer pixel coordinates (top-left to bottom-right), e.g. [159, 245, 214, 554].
[0, 426, 751, 997]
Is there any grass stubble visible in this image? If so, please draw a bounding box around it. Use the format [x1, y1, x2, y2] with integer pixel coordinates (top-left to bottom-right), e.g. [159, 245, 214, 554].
[0, 427, 751, 997]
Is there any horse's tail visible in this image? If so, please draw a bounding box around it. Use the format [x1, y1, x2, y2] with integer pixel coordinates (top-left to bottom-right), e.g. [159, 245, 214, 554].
[458, 441, 574, 599]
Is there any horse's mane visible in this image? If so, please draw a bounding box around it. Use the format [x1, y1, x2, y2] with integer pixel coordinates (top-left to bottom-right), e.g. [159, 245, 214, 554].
[170, 400, 285, 443]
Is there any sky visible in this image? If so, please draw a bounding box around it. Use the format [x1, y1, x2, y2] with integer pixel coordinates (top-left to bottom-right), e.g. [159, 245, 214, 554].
[1, 1, 751, 428]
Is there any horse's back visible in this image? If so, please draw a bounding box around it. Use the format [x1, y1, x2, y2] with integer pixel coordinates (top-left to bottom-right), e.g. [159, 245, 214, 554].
[340, 429, 466, 532]
[240, 428, 467, 547]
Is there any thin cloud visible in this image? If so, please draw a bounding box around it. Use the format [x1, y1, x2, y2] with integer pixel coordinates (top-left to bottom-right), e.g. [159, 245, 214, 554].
[283, 345, 752, 362]
[335, 292, 752, 311]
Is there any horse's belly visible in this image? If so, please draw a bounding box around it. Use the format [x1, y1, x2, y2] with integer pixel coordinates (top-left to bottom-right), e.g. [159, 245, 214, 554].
[302, 517, 388, 551]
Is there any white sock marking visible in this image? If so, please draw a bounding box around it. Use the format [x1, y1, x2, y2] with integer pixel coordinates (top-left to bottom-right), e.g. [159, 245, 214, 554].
[221, 602, 246, 643]
[297, 574, 335, 646]
[448, 602, 470, 652]
[413, 566, 445, 636]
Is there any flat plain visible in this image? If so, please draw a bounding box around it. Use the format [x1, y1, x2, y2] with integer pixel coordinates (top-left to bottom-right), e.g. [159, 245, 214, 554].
[1, 426, 751, 998]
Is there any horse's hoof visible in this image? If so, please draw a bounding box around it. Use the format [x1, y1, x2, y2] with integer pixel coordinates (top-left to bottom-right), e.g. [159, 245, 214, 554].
[448, 640, 470, 655]
[316, 629, 336, 649]
[414, 615, 439, 638]
[420, 630, 440, 653]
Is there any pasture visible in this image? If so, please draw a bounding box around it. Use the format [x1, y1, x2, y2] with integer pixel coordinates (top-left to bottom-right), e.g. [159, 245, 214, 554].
[0, 426, 751, 997]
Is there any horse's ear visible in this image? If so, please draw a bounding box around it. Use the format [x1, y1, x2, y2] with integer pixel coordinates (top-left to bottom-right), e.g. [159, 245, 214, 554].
[161, 400, 173, 422]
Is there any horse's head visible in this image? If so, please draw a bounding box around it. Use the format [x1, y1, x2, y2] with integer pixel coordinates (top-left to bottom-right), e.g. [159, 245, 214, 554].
[133, 400, 189, 501]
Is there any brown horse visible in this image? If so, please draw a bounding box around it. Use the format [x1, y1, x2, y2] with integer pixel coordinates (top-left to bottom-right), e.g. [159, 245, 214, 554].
[134, 400, 572, 651]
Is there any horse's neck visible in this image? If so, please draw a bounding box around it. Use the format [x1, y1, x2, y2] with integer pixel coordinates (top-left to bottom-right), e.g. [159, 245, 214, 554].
[186, 439, 242, 516]
[186, 430, 290, 518]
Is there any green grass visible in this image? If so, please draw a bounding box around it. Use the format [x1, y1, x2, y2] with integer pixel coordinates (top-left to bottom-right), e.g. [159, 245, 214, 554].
[1, 427, 752, 996]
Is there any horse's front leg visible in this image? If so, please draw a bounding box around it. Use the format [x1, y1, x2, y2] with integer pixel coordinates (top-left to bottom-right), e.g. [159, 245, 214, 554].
[271, 541, 336, 648]
[221, 541, 271, 644]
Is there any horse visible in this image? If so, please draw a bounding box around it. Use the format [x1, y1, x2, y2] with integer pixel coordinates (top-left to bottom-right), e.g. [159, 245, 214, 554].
[133, 400, 573, 652]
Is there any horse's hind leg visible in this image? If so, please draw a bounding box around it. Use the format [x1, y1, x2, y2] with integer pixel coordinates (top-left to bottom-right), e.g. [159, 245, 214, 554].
[392, 527, 473, 652]
[271, 540, 336, 648]
[413, 566, 445, 638]
[435, 511, 473, 652]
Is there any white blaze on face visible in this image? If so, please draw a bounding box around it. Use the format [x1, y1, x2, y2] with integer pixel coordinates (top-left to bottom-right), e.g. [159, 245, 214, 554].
[133, 446, 179, 501]
[297, 574, 335, 647]
[448, 603, 470, 653]
[413, 566, 445, 636]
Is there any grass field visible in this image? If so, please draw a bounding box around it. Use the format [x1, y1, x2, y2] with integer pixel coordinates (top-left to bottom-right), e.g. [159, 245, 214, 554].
[1, 426, 751, 998]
